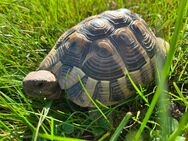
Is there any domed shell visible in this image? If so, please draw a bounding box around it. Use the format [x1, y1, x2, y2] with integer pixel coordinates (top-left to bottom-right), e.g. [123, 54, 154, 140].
[39, 9, 165, 107]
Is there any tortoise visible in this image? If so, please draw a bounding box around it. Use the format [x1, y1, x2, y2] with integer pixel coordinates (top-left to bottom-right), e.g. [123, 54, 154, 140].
[23, 9, 169, 107]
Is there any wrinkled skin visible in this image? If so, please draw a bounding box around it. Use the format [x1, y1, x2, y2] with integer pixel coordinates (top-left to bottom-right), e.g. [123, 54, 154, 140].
[23, 70, 61, 100]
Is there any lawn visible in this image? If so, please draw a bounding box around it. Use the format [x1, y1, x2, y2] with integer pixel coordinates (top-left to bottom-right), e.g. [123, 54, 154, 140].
[0, 0, 187, 140]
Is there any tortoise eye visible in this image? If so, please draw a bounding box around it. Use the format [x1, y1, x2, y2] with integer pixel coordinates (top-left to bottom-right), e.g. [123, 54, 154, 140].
[35, 81, 45, 88]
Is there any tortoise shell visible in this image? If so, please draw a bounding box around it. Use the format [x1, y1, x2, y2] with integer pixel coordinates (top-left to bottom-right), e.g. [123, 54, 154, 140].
[39, 9, 166, 107]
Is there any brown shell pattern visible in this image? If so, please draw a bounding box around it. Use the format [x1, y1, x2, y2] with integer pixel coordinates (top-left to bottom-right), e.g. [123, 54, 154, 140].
[39, 9, 164, 107]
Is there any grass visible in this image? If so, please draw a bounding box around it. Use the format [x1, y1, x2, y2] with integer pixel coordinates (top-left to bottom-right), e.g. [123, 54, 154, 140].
[0, 0, 187, 141]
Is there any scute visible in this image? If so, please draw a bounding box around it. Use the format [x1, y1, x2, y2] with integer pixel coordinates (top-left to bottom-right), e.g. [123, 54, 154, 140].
[109, 27, 147, 72]
[109, 80, 126, 101]
[130, 20, 156, 58]
[101, 10, 132, 27]
[79, 17, 114, 40]
[59, 32, 90, 68]
[66, 76, 88, 105]
[81, 39, 125, 80]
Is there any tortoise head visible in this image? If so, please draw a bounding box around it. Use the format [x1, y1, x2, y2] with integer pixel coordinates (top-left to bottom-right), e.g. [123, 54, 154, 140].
[23, 70, 61, 100]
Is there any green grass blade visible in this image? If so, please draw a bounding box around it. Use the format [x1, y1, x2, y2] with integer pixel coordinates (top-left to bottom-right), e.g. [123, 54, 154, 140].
[173, 82, 188, 107]
[98, 131, 111, 141]
[178, 61, 188, 81]
[0, 91, 35, 131]
[134, 0, 188, 140]
[96, 99, 110, 109]
[156, 53, 170, 140]
[50, 116, 54, 138]
[78, 76, 110, 124]
[33, 101, 52, 141]
[0, 120, 10, 131]
[110, 112, 132, 141]
[168, 112, 188, 141]
[38, 133, 87, 141]
[124, 68, 149, 104]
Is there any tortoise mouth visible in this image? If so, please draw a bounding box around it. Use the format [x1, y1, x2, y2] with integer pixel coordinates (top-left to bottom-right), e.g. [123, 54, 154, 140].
[23, 82, 62, 100]
[25, 89, 61, 100]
